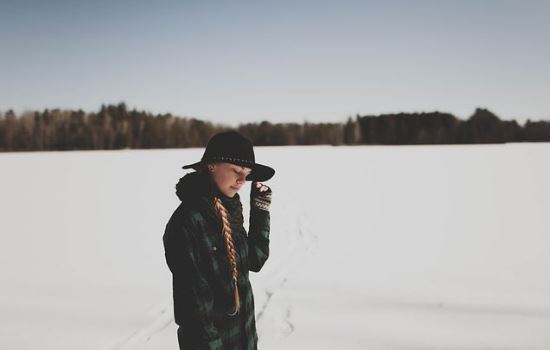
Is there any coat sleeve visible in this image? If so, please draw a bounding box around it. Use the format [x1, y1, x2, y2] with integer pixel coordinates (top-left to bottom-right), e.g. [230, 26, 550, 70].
[247, 207, 271, 272]
[163, 214, 222, 350]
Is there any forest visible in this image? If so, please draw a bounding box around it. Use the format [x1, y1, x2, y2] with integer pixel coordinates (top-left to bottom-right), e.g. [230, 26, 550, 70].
[1, 103, 549, 151]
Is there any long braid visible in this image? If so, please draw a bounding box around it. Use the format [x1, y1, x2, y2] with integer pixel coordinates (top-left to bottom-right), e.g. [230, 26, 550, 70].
[212, 196, 241, 316]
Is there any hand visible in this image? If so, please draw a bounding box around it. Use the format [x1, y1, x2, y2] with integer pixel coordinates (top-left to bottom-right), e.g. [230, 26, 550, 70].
[250, 182, 272, 212]
[255, 182, 270, 193]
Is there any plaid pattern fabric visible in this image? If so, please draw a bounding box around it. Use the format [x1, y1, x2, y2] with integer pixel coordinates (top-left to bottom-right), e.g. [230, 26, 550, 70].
[164, 173, 270, 350]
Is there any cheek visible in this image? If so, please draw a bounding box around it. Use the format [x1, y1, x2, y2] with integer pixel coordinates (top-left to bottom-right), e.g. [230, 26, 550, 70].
[221, 173, 236, 186]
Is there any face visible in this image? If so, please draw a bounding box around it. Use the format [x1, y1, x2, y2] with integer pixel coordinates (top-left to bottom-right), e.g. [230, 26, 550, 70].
[208, 162, 252, 198]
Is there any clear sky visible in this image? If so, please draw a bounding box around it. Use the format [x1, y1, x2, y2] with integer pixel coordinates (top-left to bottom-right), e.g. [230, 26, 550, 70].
[1, 0, 549, 125]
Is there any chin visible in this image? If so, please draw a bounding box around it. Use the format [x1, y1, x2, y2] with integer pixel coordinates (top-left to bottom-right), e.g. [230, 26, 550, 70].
[224, 189, 237, 198]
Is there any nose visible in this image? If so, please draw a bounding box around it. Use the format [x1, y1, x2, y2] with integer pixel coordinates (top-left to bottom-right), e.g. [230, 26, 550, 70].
[236, 174, 246, 184]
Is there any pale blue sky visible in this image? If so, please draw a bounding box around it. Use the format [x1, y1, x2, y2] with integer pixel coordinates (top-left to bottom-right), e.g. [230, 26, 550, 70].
[1, 0, 549, 125]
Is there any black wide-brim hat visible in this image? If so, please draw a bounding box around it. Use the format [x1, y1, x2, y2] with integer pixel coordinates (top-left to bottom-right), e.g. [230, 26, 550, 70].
[182, 131, 275, 182]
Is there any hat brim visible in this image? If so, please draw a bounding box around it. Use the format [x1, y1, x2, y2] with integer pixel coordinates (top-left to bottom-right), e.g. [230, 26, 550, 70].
[182, 161, 275, 182]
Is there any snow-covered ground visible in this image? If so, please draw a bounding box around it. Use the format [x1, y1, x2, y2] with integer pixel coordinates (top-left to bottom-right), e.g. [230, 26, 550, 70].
[1, 144, 550, 350]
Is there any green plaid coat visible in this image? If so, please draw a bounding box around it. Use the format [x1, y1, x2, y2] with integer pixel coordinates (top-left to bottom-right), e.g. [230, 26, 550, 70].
[163, 172, 270, 350]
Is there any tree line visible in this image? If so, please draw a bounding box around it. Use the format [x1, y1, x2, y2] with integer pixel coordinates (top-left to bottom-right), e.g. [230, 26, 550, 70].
[0, 103, 549, 151]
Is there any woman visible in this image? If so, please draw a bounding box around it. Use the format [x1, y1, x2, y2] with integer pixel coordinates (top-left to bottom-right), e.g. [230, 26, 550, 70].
[163, 131, 275, 350]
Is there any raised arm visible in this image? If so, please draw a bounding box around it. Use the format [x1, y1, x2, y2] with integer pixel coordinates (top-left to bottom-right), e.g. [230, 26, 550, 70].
[248, 182, 272, 272]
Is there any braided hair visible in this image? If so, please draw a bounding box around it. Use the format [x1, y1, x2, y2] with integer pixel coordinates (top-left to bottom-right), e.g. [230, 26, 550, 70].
[212, 196, 240, 315]
[199, 163, 241, 316]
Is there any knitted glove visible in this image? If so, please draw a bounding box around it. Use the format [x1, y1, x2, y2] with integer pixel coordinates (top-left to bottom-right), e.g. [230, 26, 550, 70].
[250, 182, 272, 212]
